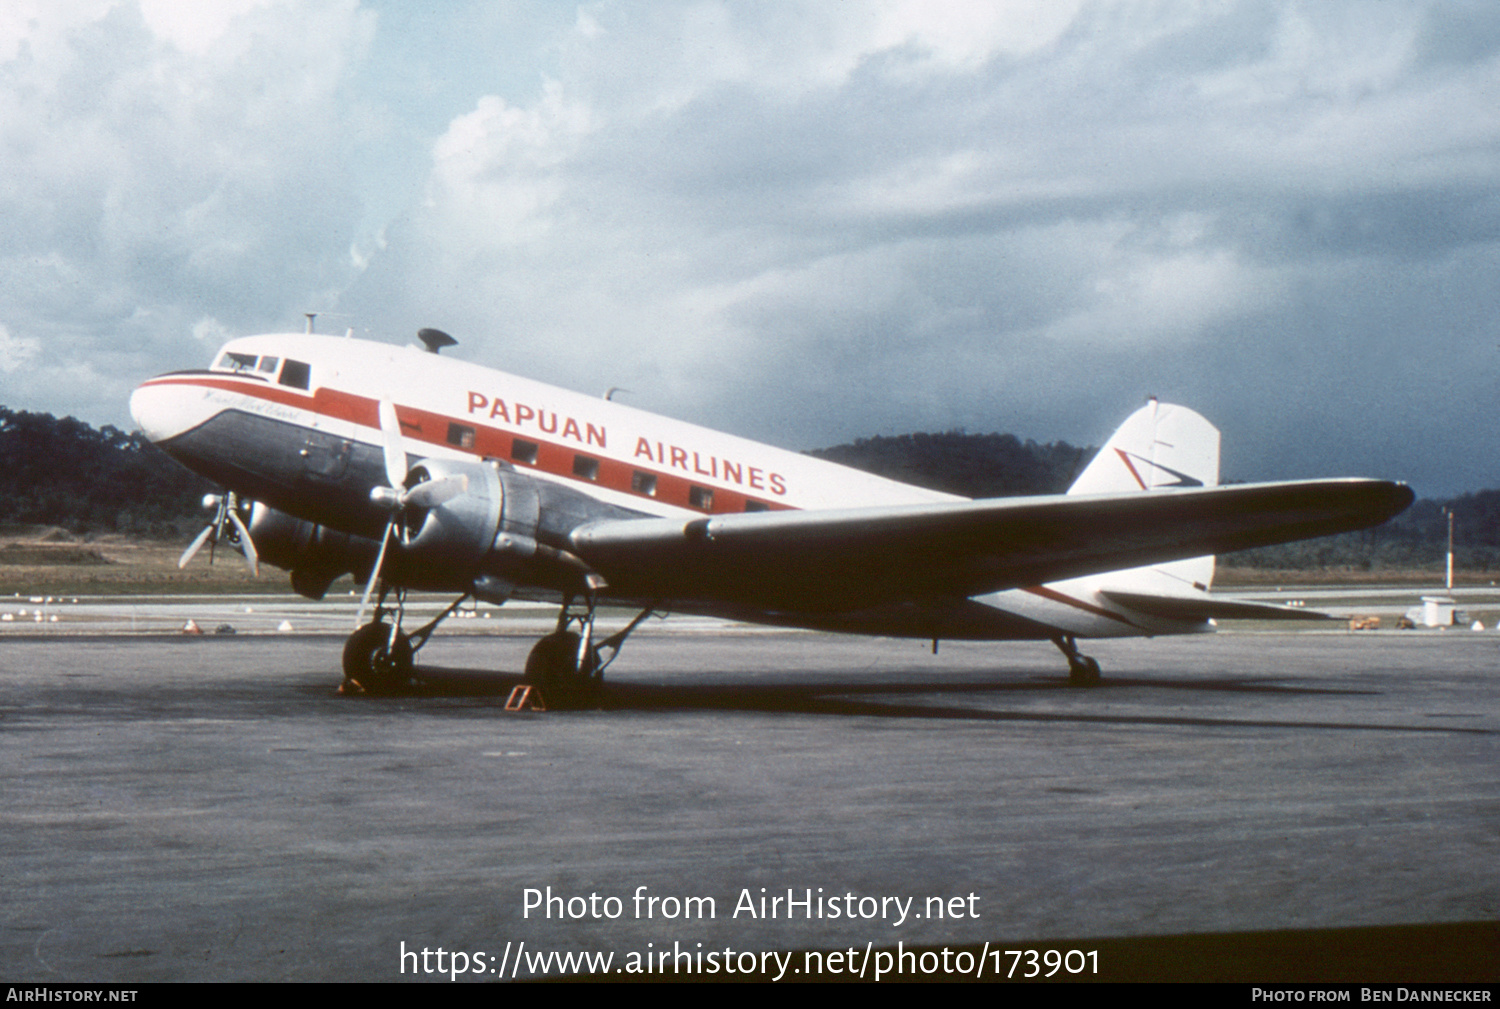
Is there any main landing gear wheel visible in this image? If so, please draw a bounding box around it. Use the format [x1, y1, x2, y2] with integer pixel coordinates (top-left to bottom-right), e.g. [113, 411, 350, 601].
[342, 621, 413, 695]
[524, 630, 601, 708]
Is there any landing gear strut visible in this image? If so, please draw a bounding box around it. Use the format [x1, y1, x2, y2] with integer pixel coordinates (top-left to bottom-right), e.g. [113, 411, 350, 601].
[338, 577, 661, 705]
[523, 595, 660, 707]
[524, 592, 601, 706]
[1052, 635, 1101, 687]
[341, 586, 471, 696]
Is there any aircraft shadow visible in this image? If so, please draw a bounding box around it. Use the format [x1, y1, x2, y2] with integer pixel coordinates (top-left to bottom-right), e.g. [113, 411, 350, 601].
[391, 666, 1481, 735]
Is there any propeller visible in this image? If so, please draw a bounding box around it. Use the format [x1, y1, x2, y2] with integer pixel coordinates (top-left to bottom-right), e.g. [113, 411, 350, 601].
[179, 491, 259, 576]
[355, 400, 468, 626]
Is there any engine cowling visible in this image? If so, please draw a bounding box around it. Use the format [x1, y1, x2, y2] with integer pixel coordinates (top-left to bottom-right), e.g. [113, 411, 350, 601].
[250, 502, 377, 599]
[249, 459, 623, 601]
[389, 458, 506, 590]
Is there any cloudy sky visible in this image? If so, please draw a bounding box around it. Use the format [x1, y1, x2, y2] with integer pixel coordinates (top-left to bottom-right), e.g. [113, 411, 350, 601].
[1, 1, 1495, 497]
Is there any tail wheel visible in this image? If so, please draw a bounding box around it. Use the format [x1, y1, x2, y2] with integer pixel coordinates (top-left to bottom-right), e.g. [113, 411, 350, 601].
[524, 630, 600, 706]
[1068, 655, 1101, 687]
[342, 621, 413, 695]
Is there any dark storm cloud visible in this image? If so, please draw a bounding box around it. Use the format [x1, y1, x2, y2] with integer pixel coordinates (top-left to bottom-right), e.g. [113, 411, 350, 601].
[2, 2, 1494, 497]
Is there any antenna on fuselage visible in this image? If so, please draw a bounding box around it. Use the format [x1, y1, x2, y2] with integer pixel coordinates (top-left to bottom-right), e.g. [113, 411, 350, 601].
[604, 387, 630, 401]
[418, 328, 458, 354]
[305, 313, 317, 334]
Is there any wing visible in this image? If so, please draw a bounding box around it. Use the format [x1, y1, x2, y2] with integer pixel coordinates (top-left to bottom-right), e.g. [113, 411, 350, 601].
[568, 479, 1413, 611]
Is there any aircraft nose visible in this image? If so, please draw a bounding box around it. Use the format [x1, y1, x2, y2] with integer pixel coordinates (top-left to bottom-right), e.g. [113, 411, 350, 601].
[130, 377, 213, 445]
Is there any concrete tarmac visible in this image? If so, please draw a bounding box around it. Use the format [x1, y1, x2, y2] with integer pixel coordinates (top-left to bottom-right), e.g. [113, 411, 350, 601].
[2, 623, 1495, 982]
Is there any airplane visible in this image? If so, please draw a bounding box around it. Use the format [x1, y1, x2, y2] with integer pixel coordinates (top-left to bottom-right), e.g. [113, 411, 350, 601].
[129, 327, 1413, 700]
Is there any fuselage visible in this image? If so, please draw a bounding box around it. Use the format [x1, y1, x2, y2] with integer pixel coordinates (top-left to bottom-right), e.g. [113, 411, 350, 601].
[131, 334, 958, 521]
[130, 333, 1209, 641]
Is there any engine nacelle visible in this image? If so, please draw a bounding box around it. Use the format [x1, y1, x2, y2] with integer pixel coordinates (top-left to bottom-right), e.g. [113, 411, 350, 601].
[249, 459, 623, 601]
[391, 458, 505, 589]
[249, 502, 379, 599]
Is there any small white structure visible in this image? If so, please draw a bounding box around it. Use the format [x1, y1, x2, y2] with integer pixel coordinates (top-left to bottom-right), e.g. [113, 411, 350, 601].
[1424, 596, 1456, 626]
[1402, 596, 1458, 628]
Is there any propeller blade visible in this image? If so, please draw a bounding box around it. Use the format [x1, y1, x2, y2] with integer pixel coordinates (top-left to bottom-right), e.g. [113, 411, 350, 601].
[226, 508, 259, 577]
[401, 473, 468, 509]
[378, 399, 407, 491]
[178, 524, 215, 569]
[356, 517, 396, 627]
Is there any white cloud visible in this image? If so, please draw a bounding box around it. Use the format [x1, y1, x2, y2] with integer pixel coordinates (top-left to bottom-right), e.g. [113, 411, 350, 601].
[0, 0, 114, 64]
[1059, 246, 1275, 346]
[558, 0, 1082, 112]
[869, 0, 1082, 67]
[137, 0, 282, 54]
[0, 325, 40, 373]
[0, 0, 376, 409]
[190, 316, 233, 345]
[427, 81, 592, 243]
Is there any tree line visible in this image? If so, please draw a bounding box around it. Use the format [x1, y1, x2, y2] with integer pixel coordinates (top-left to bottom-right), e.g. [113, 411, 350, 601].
[0, 406, 213, 537]
[0, 406, 1491, 571]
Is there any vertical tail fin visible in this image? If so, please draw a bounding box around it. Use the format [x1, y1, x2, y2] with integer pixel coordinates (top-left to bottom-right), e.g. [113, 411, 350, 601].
[1068, 397, 1220, 495]
[1070, 399, 1221, 591]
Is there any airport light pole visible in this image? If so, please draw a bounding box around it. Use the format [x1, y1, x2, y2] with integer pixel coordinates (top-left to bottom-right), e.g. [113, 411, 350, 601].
[1444, 507, 1453, 591]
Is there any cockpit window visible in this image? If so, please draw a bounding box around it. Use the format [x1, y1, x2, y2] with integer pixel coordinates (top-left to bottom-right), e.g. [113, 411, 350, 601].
[212, 350, 293, 383]
[216, 351, 260, 373]
[279, 359, 311, 390]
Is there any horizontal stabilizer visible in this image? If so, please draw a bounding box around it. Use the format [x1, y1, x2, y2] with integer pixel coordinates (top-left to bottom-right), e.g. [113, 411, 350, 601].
[1100, 589, 1336, 622]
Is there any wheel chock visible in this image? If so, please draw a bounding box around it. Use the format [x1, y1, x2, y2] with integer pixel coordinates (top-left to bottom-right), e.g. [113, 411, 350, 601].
[505, 684, 546, 711]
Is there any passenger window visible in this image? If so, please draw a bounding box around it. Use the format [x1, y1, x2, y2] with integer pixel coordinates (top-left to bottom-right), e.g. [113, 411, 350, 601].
[689, 486, 714, 510]
[279, 359, 311, 389]
[744, 500, 769, 512]
[446, 423, 476, 449]
[511, 439, 539, 465]
[572, 455, 600, 481]
[631, 471, 658, 496]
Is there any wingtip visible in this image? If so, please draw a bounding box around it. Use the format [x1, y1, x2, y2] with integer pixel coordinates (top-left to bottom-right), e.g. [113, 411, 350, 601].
[1385, 480, 1417, 517]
